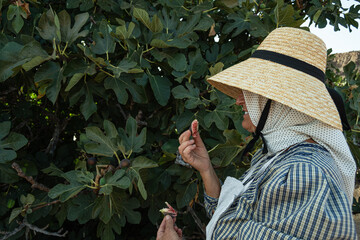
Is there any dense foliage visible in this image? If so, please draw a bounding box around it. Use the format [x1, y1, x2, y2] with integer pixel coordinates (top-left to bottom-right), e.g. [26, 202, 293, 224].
[0, 0, 359, 239]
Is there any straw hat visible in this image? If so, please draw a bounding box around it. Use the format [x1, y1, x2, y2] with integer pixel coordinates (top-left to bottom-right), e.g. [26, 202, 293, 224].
[207, 27, 342, 130]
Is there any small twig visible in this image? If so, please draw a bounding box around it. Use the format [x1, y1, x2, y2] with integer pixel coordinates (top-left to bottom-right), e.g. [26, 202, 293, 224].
[89, 15, 97, 25]
[0, 87, 17, 96]
[0, 223, 25, 240]
[32, 200, 60, 212]
[45, 118, 69, 155]
[116, 104, 128, 120]
[22, 219, 68, 238]
[11, 163, 50, 192]
[187, 206, 206, 237]
[135, 110, 147, 126]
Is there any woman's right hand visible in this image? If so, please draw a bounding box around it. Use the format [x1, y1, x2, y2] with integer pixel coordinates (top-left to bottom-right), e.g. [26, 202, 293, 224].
[178, 120, 221, 198]
[178, 123, 211, 174]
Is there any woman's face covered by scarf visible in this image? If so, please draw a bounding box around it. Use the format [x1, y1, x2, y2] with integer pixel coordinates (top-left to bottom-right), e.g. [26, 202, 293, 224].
[235, 90, 256, 133]
[241, 89, 356, 203]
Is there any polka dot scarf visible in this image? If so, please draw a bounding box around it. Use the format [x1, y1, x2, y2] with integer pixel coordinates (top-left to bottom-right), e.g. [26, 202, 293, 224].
[243, 90, 356, 204]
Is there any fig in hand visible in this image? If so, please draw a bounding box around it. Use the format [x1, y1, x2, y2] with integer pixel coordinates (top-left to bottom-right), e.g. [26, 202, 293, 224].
[189, 119, 199, 137]
[159, 202, 177, 218]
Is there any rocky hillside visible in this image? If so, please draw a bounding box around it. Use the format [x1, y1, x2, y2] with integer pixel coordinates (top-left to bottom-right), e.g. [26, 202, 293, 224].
[328, 51, 360, 75]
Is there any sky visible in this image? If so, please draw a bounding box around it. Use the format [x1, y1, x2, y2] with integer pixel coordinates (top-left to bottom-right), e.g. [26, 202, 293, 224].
[304, 0, 360, 53]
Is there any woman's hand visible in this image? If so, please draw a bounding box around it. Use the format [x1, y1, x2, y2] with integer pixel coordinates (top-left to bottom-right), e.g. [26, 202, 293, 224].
[156, 215, 182, 240]
[178, 120, 221, 198]
[178, 121, 211, 174]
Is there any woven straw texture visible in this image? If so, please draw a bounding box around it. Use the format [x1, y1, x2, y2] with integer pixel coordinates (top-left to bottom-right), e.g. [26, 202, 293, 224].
[207, 27, 342, 130]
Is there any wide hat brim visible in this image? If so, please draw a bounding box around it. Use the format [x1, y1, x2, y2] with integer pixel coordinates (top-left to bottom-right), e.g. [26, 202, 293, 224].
[207, 28, 342, 130]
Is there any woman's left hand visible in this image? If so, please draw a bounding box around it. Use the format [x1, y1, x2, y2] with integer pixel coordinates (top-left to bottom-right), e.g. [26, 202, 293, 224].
[156, 215, 182, 240]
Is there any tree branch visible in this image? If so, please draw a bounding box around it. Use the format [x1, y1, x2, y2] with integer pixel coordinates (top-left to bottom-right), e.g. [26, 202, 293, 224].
[45, 117, 69, 155]
[0, 223, 25, 240]
[11, 162, 50, 192]
[187, 206, 206, 238]
[32, 200, 60, 212]
[135, 110, 147, 126]
[22, 219, 68, 238]
[116, 104, 128, 120]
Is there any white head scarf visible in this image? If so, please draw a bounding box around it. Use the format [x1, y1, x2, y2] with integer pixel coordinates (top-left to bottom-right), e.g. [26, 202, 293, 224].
[243, 90, 356, 204]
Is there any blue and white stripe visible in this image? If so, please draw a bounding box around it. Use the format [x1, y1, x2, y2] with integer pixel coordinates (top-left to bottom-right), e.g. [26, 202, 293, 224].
[204, 142, 357, 239]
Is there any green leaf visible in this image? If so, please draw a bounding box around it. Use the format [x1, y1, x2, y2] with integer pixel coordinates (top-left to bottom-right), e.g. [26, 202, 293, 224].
[313, 9, 323, 23]
[91, 21, 115, 55]
[20, 194, 35, 205]
[177, 13, 201, 35]
[133, 8, 163, 32]
[107, 59, 137, 78]
[92, 195, 113, 224]
[150, 15, 164, 33]
[128, 168, 148, 199]
[175, 181, 197, 208]
[103, 120, 117, 139]
[84, 126, 117, 157]
[0, 163, 19, 183]
[12, 12, 24, 34]
[97, 0, 115, 12]
[65, 73, 84, 92]
[7, 5, 16, 20]
[98, 222, 115, 240]
[36, 8, 61, 42]
[66, 0, 94, 11]
[42, 163, 64, 177]
[96, 203, 126, 239]
[274, 1, 304, 28]
[58, 10, 89, 45]
[167, 53, 187, 72]
[209, 62, 224, 77]
[104, 76, 147, 104]
[131, 156, 158, 171]
[1, 132, 28, 151]
[194, 15, 214, 31]
[80, 85, 97, 120]
[48, 182, 86, 202]
[20, 40, 50, 71]
[136, 175, 147, 200]
[7, 199, 15, 209]
[0, 42, 27, 82]
[99, 170, 130, 195]
[0, 121, 11, 140]
[74, 170, 94, 184]
[249, 13, 273, 38]
[118, 117, 147, 155]
[122, 197, 141, 224]
[0, 122, 28, 163]
[67, 193, 94, 224]
[7, 5, 26, 33]
[115, 22, 135, 40]
[34, 61, 62, 104]
[9, 207, 22, 223]
[204, 110, 229, 130]
[208, 130, 245, 167]
[0, 149, 14, 166]
[175, 110, 195, 133]
[22, 56, 48, 72]
[172, 82, 201, 109]
[148, 75, 172, 106]
[64, 59, 96, 76]
[150, 38, 190, 49]
[223, 11, 250, 37]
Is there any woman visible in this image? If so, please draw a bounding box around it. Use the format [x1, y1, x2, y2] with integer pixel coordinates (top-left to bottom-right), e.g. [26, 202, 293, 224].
[157, 27, 358, 239]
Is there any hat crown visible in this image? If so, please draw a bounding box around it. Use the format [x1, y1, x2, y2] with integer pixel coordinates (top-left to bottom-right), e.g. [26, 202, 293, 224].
[257, 27, 327, 73]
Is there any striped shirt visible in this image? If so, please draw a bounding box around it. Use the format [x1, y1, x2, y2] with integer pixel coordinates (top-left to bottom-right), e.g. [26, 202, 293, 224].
[205, 142, 358, 239]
